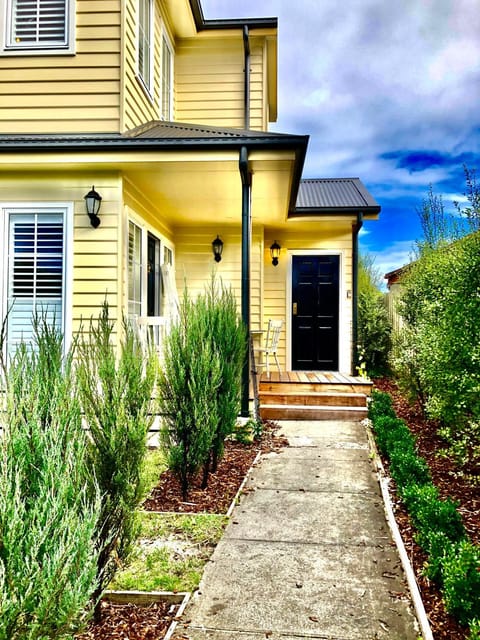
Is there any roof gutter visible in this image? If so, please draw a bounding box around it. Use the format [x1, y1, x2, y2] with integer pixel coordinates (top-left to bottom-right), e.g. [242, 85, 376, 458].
[352, 212, 363, 375]
[243, 25, 250, 130]
[239, 145, 251, 417]
[189, 0, 277, 31]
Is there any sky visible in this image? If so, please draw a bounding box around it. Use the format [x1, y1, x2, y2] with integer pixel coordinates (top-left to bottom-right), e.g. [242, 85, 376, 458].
[201, 0, 480, 281]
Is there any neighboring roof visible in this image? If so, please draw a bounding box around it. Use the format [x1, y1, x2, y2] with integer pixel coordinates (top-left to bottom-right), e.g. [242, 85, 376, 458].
[384, 264, 412, 289]
[294, 178, 381, 215]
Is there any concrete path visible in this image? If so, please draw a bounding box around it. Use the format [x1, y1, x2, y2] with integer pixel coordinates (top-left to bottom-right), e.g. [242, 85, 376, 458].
[174, 420, 420, 640]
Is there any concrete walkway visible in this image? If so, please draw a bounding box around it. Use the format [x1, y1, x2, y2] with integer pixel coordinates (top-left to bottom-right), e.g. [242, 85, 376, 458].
[174, 420, 420, 640]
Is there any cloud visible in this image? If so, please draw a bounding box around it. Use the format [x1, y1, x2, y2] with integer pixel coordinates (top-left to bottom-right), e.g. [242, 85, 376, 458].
[201, 0, 480, 255]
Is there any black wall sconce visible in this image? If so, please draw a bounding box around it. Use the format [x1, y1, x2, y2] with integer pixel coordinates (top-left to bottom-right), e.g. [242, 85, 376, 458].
[212, 235, 223, 262]
[270, 240, 281, 266]
[84, 186, 102, 228]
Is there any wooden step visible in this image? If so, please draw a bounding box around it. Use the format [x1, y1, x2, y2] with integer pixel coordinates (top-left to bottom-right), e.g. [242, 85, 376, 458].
[259, 381, 373, 395]
[259, 390, 367, 408]
[260, 404, 368, 421]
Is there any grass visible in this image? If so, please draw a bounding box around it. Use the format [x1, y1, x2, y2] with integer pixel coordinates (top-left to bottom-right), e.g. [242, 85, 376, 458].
[142, 446, 168, 495]
[108, 509, 228, 593]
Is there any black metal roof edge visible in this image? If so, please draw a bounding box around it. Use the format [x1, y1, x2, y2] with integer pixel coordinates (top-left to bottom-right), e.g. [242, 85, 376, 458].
[0, 133, 308, 153]
[189, 0, 277, 31]
[290, 204, 381, 217]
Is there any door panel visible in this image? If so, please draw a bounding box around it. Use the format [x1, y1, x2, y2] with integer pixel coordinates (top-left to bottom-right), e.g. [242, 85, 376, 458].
[292, 255, 339, 370]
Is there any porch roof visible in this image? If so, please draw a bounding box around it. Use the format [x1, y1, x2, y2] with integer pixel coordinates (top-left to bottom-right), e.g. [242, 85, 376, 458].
[293, 178, 381, 218]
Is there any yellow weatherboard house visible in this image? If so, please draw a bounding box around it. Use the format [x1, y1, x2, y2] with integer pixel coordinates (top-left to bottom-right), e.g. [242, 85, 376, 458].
[0, 0, 380, 414]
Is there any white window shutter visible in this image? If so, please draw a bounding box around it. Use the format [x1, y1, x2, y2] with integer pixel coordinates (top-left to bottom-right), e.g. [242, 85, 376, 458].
[7, 213, 64, 351]
[10, 0, 67, 47]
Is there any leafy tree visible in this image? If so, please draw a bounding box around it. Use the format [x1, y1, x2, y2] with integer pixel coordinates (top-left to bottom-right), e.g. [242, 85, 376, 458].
[357, 254, 392, 376]
[76, 304, 156, 619]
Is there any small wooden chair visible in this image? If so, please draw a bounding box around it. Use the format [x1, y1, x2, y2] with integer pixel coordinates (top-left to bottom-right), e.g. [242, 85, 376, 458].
[255, 319, 283, 376]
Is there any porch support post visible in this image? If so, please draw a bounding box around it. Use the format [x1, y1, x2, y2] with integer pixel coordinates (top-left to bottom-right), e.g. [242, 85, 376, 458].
[352, 211, 363, 375]
[239, 145, 251, 417]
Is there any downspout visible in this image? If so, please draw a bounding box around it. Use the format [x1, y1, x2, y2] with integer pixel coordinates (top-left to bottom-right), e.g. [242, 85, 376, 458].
[239, 145, 251, 416]
[352, 212, 363, 375]
[243, 25, 250, 130]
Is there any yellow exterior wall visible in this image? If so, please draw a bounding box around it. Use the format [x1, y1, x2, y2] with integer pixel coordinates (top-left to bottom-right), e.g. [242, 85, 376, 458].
[175, 35, 267, 130]
[173, 226, 262, 328]
[0, 171, 123, 336]
[262, 224, 354, 373]
[0, 1, 122, 134]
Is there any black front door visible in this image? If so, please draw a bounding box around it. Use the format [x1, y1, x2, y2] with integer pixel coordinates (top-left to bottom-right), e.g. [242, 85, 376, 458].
[291, 255, 339, 370]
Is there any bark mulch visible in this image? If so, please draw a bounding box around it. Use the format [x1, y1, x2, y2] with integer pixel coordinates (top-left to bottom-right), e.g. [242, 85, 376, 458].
[76, 422, 287, 640]
[76, 601, 175, 640]
[373, 377, 480, 640]
[144, 422, 287, 514]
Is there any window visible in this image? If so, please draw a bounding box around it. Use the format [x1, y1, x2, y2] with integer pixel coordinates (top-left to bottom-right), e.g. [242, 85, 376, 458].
[128, 221, 142, 317]
[160, 32, 173, 120]
[2, 206, 70, 355]
[3, 0, 73, 53]
[138, 0, 153, 94]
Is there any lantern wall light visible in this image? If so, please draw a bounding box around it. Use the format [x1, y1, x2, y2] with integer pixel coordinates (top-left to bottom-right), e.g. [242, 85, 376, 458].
[84, 186, 102, 228]
[212, 235, 223, 262]
[270, 240, 281, 266]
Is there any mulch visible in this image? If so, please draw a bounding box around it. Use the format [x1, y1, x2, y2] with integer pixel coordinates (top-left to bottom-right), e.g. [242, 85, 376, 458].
[373, 377, 480, 640]
[77, 422, 287, 640]
[76, 601, 174, 640]
[144, 422, 287, 514]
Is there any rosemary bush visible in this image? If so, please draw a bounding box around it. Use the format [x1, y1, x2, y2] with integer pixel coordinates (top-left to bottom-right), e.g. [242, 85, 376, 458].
[0, 317, 101, 640]
[159, 289, 221, 500]
[76, 304, 156, 614]
[199, 279, 246, 479]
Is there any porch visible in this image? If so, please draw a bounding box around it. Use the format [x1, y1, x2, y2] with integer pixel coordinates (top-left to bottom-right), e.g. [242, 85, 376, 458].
[257, 370, 372, 421]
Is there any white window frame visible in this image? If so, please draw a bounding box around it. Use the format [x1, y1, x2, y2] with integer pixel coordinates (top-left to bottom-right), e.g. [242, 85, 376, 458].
[137, 0, 153, 97]
[160, 29, 173, 121]
[1, 0, 75, 56]
[0, 202, 73, 356]
[127, 216, 174, 319]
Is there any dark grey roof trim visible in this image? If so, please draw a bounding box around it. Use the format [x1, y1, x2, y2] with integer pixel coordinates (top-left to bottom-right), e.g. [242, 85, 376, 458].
[0, 128, 308, 154]
[293, 178, 380, 215]
[189, 0, 277, 31]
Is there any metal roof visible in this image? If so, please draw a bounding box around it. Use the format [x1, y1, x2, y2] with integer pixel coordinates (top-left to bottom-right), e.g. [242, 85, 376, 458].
[125, 120, 288, 139]
[0, 122, 308, 153]
[295, 178, 380, 214]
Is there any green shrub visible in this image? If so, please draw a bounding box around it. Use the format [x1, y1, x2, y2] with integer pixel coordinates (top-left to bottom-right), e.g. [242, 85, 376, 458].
[424, 532, 455, 583]
[368, 390, 396, 422]
[442, 539, 480, 625]
[371, 414, 414, 458]
[0, 317, 101, 640]
[76, 304, 156, 615]
[358, 254, 392, 376]
[389, 448, 431, 491]
[159, 290, 222, 501]
[402, 483, 465, 551]
[468, 618, 480, 640]
[199, 278, 246, 479]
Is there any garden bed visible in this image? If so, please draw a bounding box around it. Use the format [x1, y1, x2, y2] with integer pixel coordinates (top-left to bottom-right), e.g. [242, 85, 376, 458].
[373, 378, 479, 640]
[77, 422, 287, 640]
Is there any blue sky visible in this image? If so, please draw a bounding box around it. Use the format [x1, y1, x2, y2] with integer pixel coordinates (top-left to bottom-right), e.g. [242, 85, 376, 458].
[201, 0, 480, 280]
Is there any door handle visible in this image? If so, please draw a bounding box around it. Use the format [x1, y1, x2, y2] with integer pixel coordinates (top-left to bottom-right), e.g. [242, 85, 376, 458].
[292, 302, 297, 316]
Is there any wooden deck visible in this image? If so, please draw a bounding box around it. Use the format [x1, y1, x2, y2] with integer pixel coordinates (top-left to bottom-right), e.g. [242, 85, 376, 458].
[257, 371, 372, 421]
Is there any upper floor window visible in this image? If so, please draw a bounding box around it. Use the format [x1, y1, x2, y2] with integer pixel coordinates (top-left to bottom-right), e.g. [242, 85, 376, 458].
[160, 32, 173, 120]
[138, 0, 153, 95]
[3, 0, 74, 54]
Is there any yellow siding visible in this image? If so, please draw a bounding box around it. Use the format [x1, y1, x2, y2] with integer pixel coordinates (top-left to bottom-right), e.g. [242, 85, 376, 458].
[0, 172, 123, 334]
[262, 225, 354, 373]
[173, 226, 262, 328]
[175, 36, 267, 130]
[0, 1, 122, 134]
